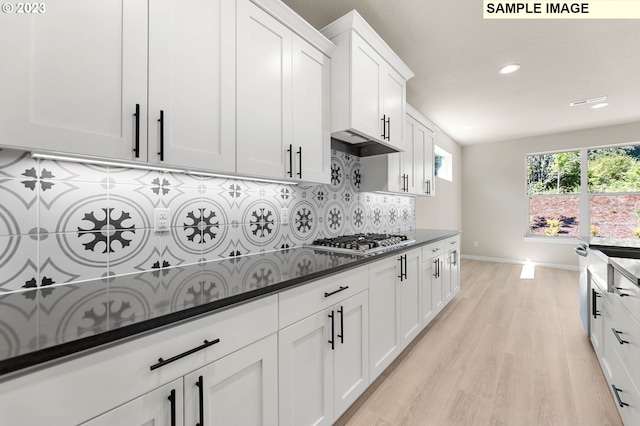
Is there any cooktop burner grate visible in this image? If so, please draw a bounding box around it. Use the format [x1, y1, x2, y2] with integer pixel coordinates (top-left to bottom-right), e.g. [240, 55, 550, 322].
[308, 233, 415, 255]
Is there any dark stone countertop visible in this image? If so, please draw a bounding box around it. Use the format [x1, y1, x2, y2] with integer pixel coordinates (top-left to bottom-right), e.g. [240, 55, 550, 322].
[0, 229, 459, 378]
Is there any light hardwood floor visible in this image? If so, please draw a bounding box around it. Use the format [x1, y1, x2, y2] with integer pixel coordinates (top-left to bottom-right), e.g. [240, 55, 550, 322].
[336, 259, 623, 426]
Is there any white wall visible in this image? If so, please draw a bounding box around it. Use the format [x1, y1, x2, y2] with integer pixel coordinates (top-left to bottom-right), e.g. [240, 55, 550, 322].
[415, 130, 462, 231]
[461, 121, 640, 268]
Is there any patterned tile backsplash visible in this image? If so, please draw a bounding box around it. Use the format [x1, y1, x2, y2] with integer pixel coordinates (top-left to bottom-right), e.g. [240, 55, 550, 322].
[0, 148, 415, 292]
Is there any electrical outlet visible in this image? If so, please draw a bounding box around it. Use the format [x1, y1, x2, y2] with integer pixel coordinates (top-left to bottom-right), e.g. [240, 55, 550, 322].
[154, 208, 170, 233]
[473, 241, 479, 247]
[281, 208, 289, 225]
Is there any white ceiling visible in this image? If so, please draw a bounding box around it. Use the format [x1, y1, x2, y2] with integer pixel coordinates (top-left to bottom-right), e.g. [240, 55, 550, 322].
[282, 0, 640, 145]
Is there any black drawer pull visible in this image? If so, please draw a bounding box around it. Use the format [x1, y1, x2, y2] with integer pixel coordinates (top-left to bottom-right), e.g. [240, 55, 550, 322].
[612, 328, 628, 345]
[612, 385, 629, 408]
[196, 375, 204, 426]
[150, 338, 220, 370]
[325, 286, 348, 298]
[168, 389, 176, 426]
[613, 286, 629, 297]
[297, 146, 302, 178]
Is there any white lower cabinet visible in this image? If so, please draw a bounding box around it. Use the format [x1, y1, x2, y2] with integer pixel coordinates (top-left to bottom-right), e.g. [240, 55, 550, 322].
[444, 236, 461, 302]
[369, 248, 421, 381]
[421, 241, 446, 327]
[82, 379, 183, 426]
[590, 276, 606, 360]
[184, 334, 279, 426]
[279, 291, 369, 425]
[82, 334, 277, 426]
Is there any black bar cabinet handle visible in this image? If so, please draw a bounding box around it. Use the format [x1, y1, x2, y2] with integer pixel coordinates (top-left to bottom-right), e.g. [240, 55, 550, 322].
[612, 328, 628, 345]
[437, 259, 441, 278]
[611, 385, 629, 407]
[398, 255, 404, 281]
[452, 250, 458, 267]
[287, 144, 293, 178]
[133, 104, 140, 158]
[158, 110, 164, 161]
[433, 258, 438, 278]
[196, 376, 204, 426]
[158, 110, 165, 161]
[592, 289, 600, 319]
[381, 115, 386, 139]
[613, 286, 628, 297]
[386, 116, 391, 141]
[426, 180, 430, 195]
[150, 338, 220, 370]
[337, 306, 344, 344]
[328, 311, 335, 350]
[168, 389, 176, 426]
[325, 286, 348, 298]
[403, 255, 408, 280]
[297, 146, 302, 178]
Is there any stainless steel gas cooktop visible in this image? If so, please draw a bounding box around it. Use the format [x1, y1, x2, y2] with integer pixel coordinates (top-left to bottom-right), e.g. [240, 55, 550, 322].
[308, 233, 415, 255]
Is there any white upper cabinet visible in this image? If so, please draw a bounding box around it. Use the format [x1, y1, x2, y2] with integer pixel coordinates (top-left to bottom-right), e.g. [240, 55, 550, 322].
[237, 0, 333, 183]
[407, 105, 436, 196]
[236, 1, 292, 179]
[148, 0, 236, 171]
[321, 11, 414, 150]
[0, 0, 148, 160]
[360, 104, 436, 196]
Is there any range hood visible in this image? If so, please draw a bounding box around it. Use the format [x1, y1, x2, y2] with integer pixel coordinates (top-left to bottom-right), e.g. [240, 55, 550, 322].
[331, 131, 403, 157]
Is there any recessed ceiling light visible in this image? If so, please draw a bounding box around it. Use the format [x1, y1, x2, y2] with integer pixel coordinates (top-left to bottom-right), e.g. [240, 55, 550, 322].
[498, 64, 520, 74]
[570, 96, 607, 107]
[463, 125, 474, 130]
[590, 102, 610, 109]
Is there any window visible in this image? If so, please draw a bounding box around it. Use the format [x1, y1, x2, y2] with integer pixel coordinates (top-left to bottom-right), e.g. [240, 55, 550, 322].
[588, 146, 640, 239]
[527, 144, 640, 239]
[527, 151, 581, 237]
[434, 145, 452, 181]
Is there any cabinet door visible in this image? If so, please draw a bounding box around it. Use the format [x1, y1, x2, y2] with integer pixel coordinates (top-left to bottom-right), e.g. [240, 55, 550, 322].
[334, 291, 370, 418]
[401, 117, 415, 194]
[423, 129, 435, 196]
[382, 66, 405, 148]
[433, 256, 445, 315]
[590, 282, 604, 357]
[368, 256, 401, 381]
[0, 0, 147, 160]
[184, 334, 278, 426]
[81, 379, 183, 426]
[292, 36, 331, 184]
[350, 33, 383, 141]
[237, 0, 292, 179]
[450, 249, 460, 296]
[421, 258, 435, 328]
[400, 250, 422, 347]
[279, 310, 334, 426]
[148, 0, 235, 171]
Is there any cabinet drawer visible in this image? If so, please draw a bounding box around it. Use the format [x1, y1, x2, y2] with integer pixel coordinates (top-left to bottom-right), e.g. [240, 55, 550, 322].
[444, 236, 460, 251]
[607, 345, 640, 426]
[279, 266, 368, 329]
[0, 295, 278, 426]
[422, 241, 445, 261]
[612, 271, 640, 323]
[609, 294, 640, 392]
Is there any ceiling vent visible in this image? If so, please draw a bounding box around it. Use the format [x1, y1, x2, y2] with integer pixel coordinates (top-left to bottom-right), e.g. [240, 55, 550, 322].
[570, 96, 608, 107]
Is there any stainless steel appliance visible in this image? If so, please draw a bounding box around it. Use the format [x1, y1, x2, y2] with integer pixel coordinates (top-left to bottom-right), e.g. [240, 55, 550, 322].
[309, 233, 415, 255]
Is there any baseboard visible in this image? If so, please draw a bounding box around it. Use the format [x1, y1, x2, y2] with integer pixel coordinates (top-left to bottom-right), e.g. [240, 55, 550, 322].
[460, 254, 579, 272]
